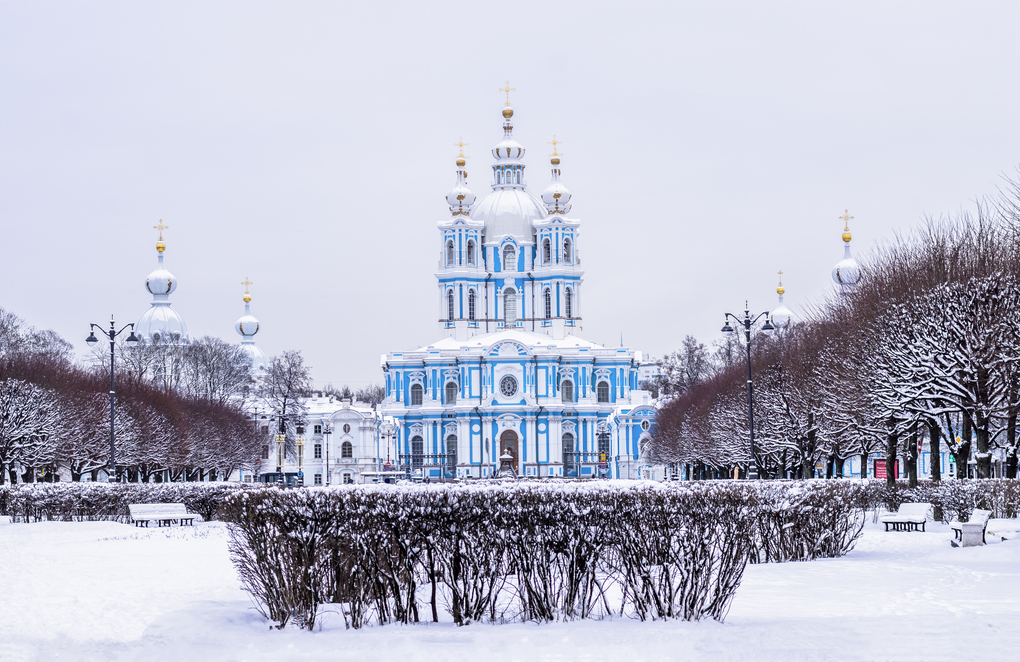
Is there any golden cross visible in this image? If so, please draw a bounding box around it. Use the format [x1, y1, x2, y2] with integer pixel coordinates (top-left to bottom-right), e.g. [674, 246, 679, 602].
[839, 209, 854, 231]
[777, 270, 784, 287]
[454, 137, 469, 159]
[153, 220, 168, 241]
[241, 277, 253, 295]
[548, 135, 563, 157]
[499, 81, 516, 107]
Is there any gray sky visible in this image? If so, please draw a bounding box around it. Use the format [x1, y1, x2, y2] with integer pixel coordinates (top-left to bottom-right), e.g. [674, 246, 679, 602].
[3, 1, 1020, 389]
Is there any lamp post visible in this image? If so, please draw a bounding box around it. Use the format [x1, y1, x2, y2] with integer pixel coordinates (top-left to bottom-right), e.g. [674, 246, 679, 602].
[323, 423, 332, 486]
[86, 316, 140, 483]
[274, 406, 288, 485]
[721, 303, 775, 480]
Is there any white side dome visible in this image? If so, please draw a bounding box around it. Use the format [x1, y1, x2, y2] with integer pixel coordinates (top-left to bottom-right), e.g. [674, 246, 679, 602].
[135, 304, 189, 344]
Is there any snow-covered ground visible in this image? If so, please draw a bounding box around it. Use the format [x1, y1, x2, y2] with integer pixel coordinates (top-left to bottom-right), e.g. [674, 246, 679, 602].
[2, 516, 1019, 662]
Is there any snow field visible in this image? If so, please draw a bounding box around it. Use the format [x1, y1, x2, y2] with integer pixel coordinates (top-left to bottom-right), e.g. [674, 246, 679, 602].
[1, 518, 1019, 661]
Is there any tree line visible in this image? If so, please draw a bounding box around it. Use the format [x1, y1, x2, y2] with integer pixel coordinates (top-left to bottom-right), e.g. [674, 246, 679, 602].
[0, 308, 275, 483]
[651, 181, 1020, 485]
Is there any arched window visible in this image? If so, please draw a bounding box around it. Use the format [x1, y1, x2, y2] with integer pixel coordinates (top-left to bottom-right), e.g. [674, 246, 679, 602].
[515, 167, 521, 184]
[467, 239, 476, 266]
[447, 290, 455, 321]
[565, 288, 573, 318]
[563, 238, 572, 263]
[597, 430, 611, 455]
[597, 381, 610, 403]
[341, 441, 353, 458]
[446, 435, 457, 471]
[504, 288, 517, 326]
[445, 381, 458, 405]
[446, 240, 455, 266]
[468, 289, 476, 320]
[411, 436, 423, 468]
[544, 288, 552, 319]
[543, 238, 551, 264]
[562, 433, 575, 476]
[410, 383, 423, 406]
[503, 244, 516, 271]
[561, 380, 573, 403]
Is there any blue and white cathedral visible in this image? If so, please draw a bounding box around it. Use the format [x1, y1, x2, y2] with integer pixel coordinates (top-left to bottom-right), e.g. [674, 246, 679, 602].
[379, 101, 659, 480]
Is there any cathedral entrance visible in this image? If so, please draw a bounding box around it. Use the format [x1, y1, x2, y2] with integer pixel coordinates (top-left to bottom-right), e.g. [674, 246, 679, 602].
[499, 430, 519, 472]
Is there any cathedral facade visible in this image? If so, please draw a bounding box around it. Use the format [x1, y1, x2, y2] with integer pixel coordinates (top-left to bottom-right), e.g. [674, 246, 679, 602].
[379, 102, 658, 480]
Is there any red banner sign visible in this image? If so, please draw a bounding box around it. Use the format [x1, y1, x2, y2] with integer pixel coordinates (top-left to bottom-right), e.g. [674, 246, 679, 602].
[874, 459, 899, 480]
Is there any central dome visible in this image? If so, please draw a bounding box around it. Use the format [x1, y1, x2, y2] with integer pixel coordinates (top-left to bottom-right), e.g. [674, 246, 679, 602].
[470, 188, 546, 241]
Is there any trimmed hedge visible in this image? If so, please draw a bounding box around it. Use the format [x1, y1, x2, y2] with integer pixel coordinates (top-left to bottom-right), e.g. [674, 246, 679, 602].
[0, 482, 250, 523]
[221, 482, 760, 630]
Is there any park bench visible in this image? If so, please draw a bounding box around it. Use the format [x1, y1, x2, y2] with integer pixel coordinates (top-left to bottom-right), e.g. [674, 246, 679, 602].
[128, 503, 202, 527]
[880, 502, 932, 532]
[950, 509, 992, 546]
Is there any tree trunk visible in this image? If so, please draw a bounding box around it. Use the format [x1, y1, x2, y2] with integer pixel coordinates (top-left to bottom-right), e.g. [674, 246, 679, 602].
[928, 422, 941, 482]
[975, 413, 992, 479]
[886, 424, 898, 488]
[21, 467, 34, 483]
[801, 454, 814, 480]
[860, 452, 869, 479]
[908, 425, 919, 488]
[826, 455, 834, 479]
[1007, 413, 1018, 479]
[834, 456, 845, 478]
[956, 416, 972, 479]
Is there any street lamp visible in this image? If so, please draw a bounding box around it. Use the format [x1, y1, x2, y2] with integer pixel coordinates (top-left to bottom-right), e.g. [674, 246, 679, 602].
[274, 406, 288, 485]
[721, 302, 775, 480]
[322, 422, 332, 486]
[86, 315, 140, 483]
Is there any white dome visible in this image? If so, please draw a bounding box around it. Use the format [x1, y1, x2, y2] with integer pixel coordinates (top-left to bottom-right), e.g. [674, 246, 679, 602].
[236, 311, 260, 338]
[240, 341, 267, 374]
[833, 244, 861, 289]
[772, 302, 793, 328]
[445, 164, 476, 216]
[135, 303, 189, 344]
[145, 253, 177, 296]
[471, 188, 546, 241]
[541, 160, 572, 215]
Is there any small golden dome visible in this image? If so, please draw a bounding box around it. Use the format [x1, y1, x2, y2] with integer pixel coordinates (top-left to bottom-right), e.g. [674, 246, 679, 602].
[777, 286, 785, 295]
[550, 157, 560, 165]
[156, 242, 166, 253]
[456, 158, 466, 167]
[243, 295, 252, 303]
[842, 232, 852, 243]
[502, 108, 514, 119]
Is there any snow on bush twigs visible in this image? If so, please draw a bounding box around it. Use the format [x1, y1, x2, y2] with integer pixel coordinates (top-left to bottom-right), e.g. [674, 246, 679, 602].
[0, 482, 250, 523]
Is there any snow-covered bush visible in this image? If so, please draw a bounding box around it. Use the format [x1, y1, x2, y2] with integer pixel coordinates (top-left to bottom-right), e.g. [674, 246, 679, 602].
[221, 481, 759, 630]
[0, 482, 250, 522]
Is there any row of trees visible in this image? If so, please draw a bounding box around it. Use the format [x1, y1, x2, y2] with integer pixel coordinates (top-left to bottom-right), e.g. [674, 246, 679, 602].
[0, 308, 321, 483]
[651, 184, 1020, 484]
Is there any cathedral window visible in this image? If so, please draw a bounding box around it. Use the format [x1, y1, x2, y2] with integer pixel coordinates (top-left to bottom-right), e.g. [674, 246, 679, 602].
[341, 441, 353, 458]
[543, 239, 551, 264]
[561, 380, 573, 403]
[565, 288, 573, 318]
[563, 238, 572, 263]
[468, 290, 476, 320]
[503, 244, 516, 271]
[504, 288, 517, 326]
[597, 381, 610, 403]
[446, 240, 455, 266]
[467, 239, 476, 265]
[411, 436, 423, 468]
[544, 288, 552, 319]
[515, 167, 521, 184]
[598, 430, 611, 455]
[410, 383, 423, 406]
[447, 290, 455, 321]
[562, 433, 575, 475]
[314, 443, 322, 459]
[445, 381, 458, 405]
[446, 435, 457, 471]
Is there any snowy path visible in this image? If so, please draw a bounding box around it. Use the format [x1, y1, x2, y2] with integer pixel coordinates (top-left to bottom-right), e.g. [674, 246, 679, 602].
[1, 519, 1018, 661]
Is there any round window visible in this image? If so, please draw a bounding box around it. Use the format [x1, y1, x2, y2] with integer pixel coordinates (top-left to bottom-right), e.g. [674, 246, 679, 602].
[641, 420, 650, 431]
[499, 375, 518, 398]
[343, 423, 351, 434]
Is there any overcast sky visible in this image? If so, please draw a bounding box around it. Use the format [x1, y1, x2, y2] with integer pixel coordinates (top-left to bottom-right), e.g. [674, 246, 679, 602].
[3, 1, 1020, 389]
